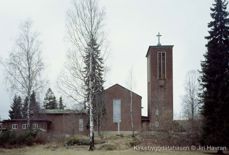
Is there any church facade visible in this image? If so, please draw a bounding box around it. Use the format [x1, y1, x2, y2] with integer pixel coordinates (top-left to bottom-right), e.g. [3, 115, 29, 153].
[1, 34, 173, 135]
[146, 43, 173, 129]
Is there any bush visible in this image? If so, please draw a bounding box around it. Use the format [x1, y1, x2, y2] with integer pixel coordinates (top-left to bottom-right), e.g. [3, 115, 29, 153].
[128, 137, 140, 147]
[65, 136, 90, 146]
[0, 129, 16, 145]
[0, 129, 38, 147]
[98, 143, 117, 150]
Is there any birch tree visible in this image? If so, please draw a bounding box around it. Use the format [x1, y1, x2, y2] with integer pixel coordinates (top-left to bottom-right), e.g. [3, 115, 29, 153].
[182, 70, 200, 120]
[59, 0, 106, 150]
[127, 68, 135, 137]
[2, 20, 45, 127]
[182, 70, 201, 144]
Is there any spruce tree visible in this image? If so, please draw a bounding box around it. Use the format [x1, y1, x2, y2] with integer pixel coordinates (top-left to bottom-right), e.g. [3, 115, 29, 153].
[43, 88, 57, 109]
[21, 92, 40, 118]
[22, 97, 28, 119]
[30, 91, 40, 116]
[84, 36, 105, 135]
[58, 96, 65, 110]
[9, 95, 22, 119]
[200, 0, 229, 148]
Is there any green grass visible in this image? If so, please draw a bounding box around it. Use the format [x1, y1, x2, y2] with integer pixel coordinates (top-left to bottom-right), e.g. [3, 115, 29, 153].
[0, 145, 224, 155]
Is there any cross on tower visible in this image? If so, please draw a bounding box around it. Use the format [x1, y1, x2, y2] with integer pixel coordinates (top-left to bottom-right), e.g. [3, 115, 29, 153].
[156, 32, 162, 46]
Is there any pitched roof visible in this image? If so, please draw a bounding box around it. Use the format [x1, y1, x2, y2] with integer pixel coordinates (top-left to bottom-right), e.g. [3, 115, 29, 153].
[105, 83, 142, 98]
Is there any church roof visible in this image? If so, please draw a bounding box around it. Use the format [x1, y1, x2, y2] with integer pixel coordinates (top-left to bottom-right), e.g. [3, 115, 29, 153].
[146, 45, 174, 57]
[105, 83, 142, 98]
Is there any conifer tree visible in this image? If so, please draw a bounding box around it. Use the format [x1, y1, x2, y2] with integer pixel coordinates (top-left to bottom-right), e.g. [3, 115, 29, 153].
[21, 92, 40, 118]
[200, 0, 229, 149]
[22, 97, 28, 119]
[9, 95, 23, 119]
[30, 91, 40, 116]
[43, 88, 57, 109]
[58, 96, 65, 110]
[84, 36, 105, 135]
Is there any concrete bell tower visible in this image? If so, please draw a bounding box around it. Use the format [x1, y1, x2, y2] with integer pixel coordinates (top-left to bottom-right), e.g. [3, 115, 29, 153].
[146, 33, 173, 129]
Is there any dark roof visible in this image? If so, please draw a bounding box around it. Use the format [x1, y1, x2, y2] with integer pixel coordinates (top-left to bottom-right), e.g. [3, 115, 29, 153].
[146, 45, 174, 57]
[105, 83, 142, 98]
[39, 109, 87, 115]
[2, 119, 51, 123]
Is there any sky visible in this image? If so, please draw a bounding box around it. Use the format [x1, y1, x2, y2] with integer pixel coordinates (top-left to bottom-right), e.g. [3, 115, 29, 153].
[0, 0, 219, 120]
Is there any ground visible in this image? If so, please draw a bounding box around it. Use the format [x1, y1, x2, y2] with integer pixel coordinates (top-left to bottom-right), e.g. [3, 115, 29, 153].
[0, 145, 228, 155]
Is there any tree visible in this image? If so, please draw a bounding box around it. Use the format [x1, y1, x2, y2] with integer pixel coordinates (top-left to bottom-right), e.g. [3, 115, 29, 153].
[58, 96, 65, 109]
[9, 95, 23, 119]
[182, 70, 200, 120]
[22, 97, 29, 119]
[21, 92, 40, 119]
[200, 0, 229, 152]
[59, 0, 106, 150]
[30, 91, 40, 117]
[126, 68, 135, 137]
[182, 70, 201, 144]
[84, 37, 105, 137]
[43, 88, 57, 109]
[2, 20, 45, 127]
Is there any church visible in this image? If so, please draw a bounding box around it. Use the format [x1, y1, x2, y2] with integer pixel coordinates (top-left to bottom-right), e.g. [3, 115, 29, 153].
[0, 33, 174, 136]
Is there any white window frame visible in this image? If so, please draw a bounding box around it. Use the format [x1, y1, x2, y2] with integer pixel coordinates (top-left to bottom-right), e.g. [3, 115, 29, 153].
[32, 123, 38, 129]
[12, 124, 18, 129]
[22, 124, 28, 129]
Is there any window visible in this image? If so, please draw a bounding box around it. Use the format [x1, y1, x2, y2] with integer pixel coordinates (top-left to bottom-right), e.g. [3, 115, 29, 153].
[79, 119, 84, 132]
[22, 124, 28, 129]
[155, 109, 159, 116]
[12, 124, 18, 129]
[113, 99, 121, 123]
[32, 123, 38, 129]
[157, 52, 166, 79]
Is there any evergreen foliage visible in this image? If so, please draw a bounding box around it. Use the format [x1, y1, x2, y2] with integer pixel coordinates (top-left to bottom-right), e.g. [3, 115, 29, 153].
[200, 0, 229, 147]
[21, 91, 40, 118]
[83, 36, 105, 134]
[9, 95, 22, 119]
[22, 97, 28, 119]
[43, 88, 57, 109]
[58, 96, 65, 109]
[29, 91, 40, 116]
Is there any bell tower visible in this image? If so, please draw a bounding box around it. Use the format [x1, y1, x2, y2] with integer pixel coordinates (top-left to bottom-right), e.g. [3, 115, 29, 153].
[146, 33, 173, 129]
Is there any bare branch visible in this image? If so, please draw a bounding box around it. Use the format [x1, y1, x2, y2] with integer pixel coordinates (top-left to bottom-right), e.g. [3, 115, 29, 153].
[2, 20, 45, 126]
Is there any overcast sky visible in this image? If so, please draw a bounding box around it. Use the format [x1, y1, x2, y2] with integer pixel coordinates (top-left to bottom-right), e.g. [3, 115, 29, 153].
[0, 0, 219, 120]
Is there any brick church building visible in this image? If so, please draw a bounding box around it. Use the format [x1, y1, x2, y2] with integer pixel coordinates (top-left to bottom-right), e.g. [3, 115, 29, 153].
[146, 33, 173, 129]
[1, 34, 173, 136]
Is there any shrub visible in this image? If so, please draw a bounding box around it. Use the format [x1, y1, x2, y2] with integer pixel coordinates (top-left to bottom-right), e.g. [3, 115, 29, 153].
[128, 137, 140, 147]
[0, 129, 16, 145]
[0, 129, 39, 147]
[98, 143, 117, 150]
[65, 136, 90, 146]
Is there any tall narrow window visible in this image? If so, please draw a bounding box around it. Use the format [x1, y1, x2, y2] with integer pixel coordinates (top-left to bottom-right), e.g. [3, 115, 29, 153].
[79, 119, 84, 132]
[113, 99, 121, 123]
[157, 52, 166, 79]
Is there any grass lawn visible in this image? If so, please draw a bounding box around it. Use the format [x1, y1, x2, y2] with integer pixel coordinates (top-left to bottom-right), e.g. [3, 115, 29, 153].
[0, 145, 226, 155]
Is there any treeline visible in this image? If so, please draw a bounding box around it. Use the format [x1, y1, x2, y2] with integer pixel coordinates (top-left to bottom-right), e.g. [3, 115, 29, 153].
[9, 88, 65, 119]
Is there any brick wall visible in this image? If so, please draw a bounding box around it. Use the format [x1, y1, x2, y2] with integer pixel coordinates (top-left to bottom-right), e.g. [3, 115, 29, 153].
[101, 84, 142, 132]
[146, 45, 173, 129]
